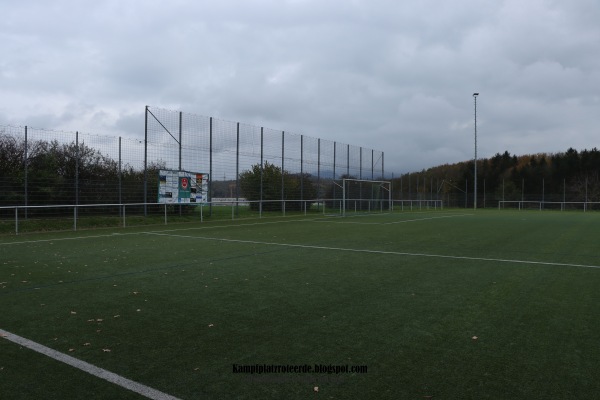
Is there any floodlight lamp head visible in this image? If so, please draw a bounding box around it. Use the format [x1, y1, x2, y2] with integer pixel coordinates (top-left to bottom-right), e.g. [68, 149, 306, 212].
[473, 93, 479, 96]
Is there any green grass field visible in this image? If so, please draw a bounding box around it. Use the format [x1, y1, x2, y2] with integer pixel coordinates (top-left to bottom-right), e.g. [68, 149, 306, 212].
[1, 209, 600, 399]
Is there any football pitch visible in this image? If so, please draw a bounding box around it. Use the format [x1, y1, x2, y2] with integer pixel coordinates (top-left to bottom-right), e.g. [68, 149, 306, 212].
[1, 209, 599, 399]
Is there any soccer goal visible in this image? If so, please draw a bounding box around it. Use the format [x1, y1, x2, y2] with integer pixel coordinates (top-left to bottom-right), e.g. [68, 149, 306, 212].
[332, 178, 392, 216]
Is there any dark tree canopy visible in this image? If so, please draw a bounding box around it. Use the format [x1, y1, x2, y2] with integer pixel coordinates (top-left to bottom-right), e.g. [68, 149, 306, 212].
[239, 161, 317, 211]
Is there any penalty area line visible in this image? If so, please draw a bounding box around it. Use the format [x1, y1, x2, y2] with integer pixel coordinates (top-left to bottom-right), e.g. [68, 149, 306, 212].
[0, 328, 181, 400]
[144, 232, 600, 270]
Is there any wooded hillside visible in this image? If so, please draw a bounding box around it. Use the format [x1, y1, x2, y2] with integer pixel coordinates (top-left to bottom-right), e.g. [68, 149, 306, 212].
[393, 148, 600, 206]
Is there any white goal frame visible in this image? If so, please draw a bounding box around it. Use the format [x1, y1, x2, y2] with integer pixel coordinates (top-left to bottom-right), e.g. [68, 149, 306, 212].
[340, 178, 392, 216]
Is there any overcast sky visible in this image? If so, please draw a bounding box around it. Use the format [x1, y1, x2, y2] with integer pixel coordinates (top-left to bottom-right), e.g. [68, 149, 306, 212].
[1, 0, 599, 173]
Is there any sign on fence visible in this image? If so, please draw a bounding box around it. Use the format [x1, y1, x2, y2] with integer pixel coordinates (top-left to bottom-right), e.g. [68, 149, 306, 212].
[158, 169, 209, 204]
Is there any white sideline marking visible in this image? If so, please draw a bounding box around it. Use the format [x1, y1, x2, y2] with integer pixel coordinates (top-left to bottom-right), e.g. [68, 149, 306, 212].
[383, 213, 473, 224]
[0, 212, 464, 247]
[0, 329, 181, 400]
[145, 232, 600, 270]
[0, 233, 126, 246]
[321, 213, 474, 225]
[0, 217, 322, 246]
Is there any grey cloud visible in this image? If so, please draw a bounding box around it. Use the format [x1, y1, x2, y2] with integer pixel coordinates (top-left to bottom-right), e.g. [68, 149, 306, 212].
[1, 0, 599, 173]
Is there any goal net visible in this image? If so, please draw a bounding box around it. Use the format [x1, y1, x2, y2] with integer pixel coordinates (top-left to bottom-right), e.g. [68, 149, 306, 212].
[331, 179, 392, 216]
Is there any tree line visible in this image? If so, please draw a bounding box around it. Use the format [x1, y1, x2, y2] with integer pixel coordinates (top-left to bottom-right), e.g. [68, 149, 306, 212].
[3, 131, 599, 209]
[0, 133, 164, 208]
[394, 148, 600, 204]
[0, 133, 319, 211]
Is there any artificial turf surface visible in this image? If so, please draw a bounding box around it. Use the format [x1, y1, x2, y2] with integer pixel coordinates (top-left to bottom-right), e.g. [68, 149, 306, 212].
[1, 209, 599, 399]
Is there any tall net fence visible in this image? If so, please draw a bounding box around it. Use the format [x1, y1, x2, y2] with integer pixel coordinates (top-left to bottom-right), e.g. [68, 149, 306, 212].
[0, 125, 146, 207]
[1, 107, 385, 231]
[144, 106, 385, 210]
[391, 175, 600, 211]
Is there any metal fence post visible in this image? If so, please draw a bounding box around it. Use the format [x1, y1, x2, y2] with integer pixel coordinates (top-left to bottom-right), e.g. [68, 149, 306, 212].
[300, 135, 304, 204]
[119, 137, 122, 210]
[75, 131, 79, 224]
[236, 122, 240, 216]
[346, 144, 350, 177]
[260, 127, 264, 218]
[317, 138, 321, 211]
[24, 126, 28, 219]
[281, 130, 285, 215]
[359, 147, 362, 180]
[144, 106, 148, 216]
[209, 117, 213, 216]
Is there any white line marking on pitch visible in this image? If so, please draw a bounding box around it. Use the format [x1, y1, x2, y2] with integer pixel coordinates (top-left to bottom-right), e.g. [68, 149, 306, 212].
[0, 212, 467, 246]
[0, 329, 181, 400]
[144, 232, 600, 270]
[0, 233, 126, 246]
[321, 213, 474, 225]
[383, 214, 474, 225]
[0, 216, 324, 246]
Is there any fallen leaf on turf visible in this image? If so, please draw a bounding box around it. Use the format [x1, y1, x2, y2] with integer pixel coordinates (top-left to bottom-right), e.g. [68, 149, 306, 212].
[208, 324, 214, 327]
[96, 319, 103, 322]
[472, 336, 478, 340]
[87, 319, 95, 322]
[314, 386, 319, 392]
[70, 311, 77, 315]
[102, 348, 111, 352]
[113, 315, 120, 318]
[68, 348, 75, 352]
[83, 343, 91, 346]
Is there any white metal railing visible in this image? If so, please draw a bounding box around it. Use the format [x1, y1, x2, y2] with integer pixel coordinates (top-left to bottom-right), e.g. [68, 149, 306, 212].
[498, 200, 600, 211]
[1, 198, 447, 235]
[0, 200, 333, 235]
[393, 199, 444, 211]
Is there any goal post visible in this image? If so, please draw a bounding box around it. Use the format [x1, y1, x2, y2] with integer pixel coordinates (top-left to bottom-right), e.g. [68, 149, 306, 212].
[339, 178, 392, 216]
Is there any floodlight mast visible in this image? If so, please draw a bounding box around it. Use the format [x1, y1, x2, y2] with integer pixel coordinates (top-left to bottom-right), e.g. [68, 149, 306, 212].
[473, 93, 479, 210]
